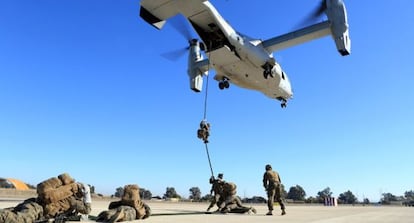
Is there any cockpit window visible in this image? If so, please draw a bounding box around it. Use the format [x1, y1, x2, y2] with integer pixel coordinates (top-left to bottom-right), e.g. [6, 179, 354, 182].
[281, 71, 285, 80]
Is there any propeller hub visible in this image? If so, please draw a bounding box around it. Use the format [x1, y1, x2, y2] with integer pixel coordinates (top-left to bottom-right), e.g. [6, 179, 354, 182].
[189, 39, 198, 46]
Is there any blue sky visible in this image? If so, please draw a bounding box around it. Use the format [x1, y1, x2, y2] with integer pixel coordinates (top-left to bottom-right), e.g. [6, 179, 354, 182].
[1, 0, 413, 202]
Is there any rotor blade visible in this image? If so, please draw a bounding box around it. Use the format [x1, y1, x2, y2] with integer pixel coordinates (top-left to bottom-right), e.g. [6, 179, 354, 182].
[292, 0, 327, 30]
[161, 47, 188, 61]
[313, 0, 327, 18]
[169, 15, 193, 41]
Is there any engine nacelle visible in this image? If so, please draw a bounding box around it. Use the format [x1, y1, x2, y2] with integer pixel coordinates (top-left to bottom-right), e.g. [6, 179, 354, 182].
[326, 0, 351, 56]
[187, 39, 208, 92]
[188, 70, 204, 92]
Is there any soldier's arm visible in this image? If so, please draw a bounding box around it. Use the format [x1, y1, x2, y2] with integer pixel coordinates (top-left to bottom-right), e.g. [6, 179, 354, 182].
[262, 173, 268, 188]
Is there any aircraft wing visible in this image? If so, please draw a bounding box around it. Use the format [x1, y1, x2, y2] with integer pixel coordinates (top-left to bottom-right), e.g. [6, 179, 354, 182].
[140, 0, 230, 51]
[140, 0, 211, 30]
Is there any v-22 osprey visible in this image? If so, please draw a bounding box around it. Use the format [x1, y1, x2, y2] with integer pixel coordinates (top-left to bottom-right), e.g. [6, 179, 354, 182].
[139, 0, 351, 108]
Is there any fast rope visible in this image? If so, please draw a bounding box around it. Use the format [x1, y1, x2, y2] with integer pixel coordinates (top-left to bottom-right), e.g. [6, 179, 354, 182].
[202, 49, 214, 178]
[204, 143, 214, 178]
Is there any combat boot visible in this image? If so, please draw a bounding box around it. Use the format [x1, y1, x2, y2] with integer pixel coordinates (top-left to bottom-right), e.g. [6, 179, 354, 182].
[281, 209, 286, 215]
[266, 211, 273, 215]
[250, 207, 257, 214]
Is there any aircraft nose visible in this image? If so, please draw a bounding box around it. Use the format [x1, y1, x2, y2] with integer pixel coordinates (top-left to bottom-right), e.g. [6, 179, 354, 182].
[284, 83, 293, 99]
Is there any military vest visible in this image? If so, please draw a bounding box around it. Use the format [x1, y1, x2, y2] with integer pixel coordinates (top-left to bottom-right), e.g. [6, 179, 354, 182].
[265, 170, 280, 187]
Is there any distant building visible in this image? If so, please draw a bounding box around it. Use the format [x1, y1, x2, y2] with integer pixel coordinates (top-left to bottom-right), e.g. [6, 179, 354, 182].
[0, 178, 29, 190]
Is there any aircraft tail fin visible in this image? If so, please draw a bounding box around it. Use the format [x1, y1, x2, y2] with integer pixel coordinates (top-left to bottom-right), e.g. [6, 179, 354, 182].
[262, 0, 351, 56]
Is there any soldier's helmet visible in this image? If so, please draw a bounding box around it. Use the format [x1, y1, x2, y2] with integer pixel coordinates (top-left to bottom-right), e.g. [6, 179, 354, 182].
[218, 173, 223, 179]
[265, 164, 272, 170]
[200, 120, 207, 128]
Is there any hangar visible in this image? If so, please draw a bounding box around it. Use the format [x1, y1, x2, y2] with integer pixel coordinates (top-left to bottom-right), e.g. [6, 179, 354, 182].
[0, 178, 29, 190]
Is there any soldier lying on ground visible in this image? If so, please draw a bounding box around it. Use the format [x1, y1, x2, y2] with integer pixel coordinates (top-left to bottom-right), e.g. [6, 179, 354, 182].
[37, 173, 92, 221]
[97, 184, 151, 222]
[0, 173, 91, 223]
[207, 181, 256, 214]
[0, 198, 44, 223]
[219, 195, 257, 214]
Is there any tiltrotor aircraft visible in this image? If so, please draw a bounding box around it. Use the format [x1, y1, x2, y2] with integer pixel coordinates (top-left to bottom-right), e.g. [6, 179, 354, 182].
[139, 0, 351, 108]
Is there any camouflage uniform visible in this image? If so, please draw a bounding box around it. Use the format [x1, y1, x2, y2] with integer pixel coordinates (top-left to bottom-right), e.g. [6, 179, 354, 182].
[212, 181, 256, 214]
[96, 205, 137, 223]
[0, 173, 91, 223]
[97, 184, 151, 222]
[197, 120, 210, 143]
[263, 164, 286, 215]
[65, 183, 92, 219]
[206, 174, 224, 211]
[0, 198, 44, 223]
[37, 173, 92, 220]
[220, 195, 256, 214]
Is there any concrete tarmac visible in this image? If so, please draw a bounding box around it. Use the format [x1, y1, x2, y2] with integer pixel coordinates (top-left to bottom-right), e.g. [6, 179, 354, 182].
[1, 199, 413, 223]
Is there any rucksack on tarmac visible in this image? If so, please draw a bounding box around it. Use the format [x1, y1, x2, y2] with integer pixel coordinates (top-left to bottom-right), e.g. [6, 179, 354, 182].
[105, 184, 151, 220]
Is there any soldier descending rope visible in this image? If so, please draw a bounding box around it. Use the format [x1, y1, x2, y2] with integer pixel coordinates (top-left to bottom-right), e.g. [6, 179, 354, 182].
[197, 119, 211, 143]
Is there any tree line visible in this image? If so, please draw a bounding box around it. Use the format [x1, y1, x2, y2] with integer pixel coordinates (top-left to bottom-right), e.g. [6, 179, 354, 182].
[111, 185, 414, 205]
[2, 181, 412, 205]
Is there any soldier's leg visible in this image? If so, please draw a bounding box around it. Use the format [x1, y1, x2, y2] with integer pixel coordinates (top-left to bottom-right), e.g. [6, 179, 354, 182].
[228, 203, 255, 214]
[106, 206, 137, 222]
[215, 195, 226, 212]
[10, 198, 44, 223]
[221, 203, 237, 213]
[0, 210, 18, 223]
[121, 206, 137, 221]
[97, 209, 117, 222]
[202, 131, 209, 143]
[207, 200, 215, 211]
[275, 185, 286, 215]
[207, 194, 218, 211]
[228, 207, 249, 214]
[233, 197, 257, 214]
[267, 188, 276, 214]
[197, 129, 203, 139]
[143, 203, 151, 219]
[108, 207, 125, 223]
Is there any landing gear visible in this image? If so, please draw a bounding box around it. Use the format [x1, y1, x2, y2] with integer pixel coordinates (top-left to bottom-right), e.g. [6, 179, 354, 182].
[280, 99, 287, 108]
[264, 70, 271, 79]
[262, 62, 274, 79]
[218, 79, 230, 90]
